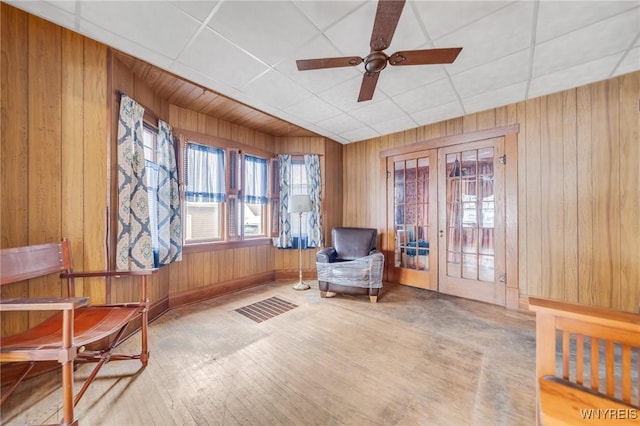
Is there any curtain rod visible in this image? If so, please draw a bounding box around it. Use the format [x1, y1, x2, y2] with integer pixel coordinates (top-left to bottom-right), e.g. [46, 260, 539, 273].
[116, 90, 161, 124]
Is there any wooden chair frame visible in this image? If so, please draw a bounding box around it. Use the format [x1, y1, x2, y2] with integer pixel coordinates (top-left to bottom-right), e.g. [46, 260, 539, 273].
[529, 297, 640, 425]
[0, 238, 156, 425]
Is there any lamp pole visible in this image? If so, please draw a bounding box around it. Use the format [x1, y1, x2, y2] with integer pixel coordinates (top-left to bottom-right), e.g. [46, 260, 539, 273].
[293, 210, 310, 290]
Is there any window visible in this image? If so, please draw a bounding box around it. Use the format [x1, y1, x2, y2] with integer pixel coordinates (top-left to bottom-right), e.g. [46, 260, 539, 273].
[290, 157, 309, 246]
[184, 143, 226, 242]
[243, 155, 268, 237]
[182, 136, 274, 245]
[142, 125, 160, 264]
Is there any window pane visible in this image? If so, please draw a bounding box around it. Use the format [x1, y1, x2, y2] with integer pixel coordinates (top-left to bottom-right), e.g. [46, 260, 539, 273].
[185, 201, 221, 241]
[244, 203, 264, 236]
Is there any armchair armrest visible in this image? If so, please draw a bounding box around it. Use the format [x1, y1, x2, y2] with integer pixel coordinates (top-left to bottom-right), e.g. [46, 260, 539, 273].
[316, 247, 337, 263]
[0, 297, 89, 312]
[369, 248, 380, 255]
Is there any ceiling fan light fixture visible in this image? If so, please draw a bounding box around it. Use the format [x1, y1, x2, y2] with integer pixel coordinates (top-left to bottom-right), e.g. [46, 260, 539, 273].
[364, 51, 388, 73]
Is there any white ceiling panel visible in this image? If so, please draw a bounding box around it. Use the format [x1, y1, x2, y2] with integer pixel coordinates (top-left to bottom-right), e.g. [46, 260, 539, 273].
[533, 10, 640, 78]
[413, 1, 511, 41]
[536, 1, 638, 44]
[9, 0, 640, 144]
[80, 2, 200, 60]
[393, 77, 459, 113]
[435, 1, 535, 75]
[207, 1, 318, 66]
[177, 27, 269, 90]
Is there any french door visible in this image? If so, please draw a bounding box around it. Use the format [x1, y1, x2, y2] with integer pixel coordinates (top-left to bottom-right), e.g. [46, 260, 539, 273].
[385, 138, 507, 304]
[437, 137, 506, 306]
[386, 150, 438, 290]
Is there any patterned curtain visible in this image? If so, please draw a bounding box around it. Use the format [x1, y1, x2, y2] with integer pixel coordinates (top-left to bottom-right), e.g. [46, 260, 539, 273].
[116, 95, 153, 270]
[277, 154, 292, 248]
[304, 154, 322, 248]
[156, 120, 182, 265]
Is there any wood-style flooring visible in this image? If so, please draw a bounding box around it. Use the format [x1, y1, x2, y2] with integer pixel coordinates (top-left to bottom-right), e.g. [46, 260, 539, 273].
[1, 281, 537, 425]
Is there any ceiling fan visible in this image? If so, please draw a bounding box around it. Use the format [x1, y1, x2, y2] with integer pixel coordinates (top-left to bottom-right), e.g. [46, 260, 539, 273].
[296, 0, 463, 102]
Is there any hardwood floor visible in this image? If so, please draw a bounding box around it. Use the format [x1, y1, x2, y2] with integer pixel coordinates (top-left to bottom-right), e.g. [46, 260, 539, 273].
[1, 281, 537, 425]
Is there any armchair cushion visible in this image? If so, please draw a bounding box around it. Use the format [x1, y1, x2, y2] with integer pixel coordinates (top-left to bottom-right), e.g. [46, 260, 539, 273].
[329, 227, 377, 261]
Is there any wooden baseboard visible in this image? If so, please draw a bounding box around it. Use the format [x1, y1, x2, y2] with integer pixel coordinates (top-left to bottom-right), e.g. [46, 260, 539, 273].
[168, 271, 276, 308]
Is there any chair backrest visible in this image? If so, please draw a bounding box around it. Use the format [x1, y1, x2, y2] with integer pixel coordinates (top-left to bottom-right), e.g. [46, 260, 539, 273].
[332, 227, 377, 261]
[1, 239, 73, 285]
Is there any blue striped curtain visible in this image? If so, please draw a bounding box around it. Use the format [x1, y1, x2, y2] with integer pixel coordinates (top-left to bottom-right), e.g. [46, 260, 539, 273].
[116, 95, 153, 270]
[305, 154, 322, 248]
[277, 154, 292, 248]
[156, 120, 182, 265]
[244, 155, 268, 204]
[186, 143, 226, 202]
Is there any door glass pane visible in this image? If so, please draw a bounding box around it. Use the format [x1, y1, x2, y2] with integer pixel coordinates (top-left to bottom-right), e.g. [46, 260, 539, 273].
[445, 147, 495, 282]
[394, 157, 431, 271]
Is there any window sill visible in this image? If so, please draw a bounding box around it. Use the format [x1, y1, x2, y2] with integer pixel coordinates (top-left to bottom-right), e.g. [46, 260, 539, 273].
[183, 238, 273, 254]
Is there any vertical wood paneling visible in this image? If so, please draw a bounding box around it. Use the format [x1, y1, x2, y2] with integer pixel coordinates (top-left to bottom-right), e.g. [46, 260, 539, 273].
[1, 5, 30, 336]
[83, 39, 108, 305]
[562, 91, 579, 303]
[525, 98, 543, 298]
[618, 72, 640, 312]
[27, 16, 62, 327]
[342, 73, 639, 312]
[61, 30, 86, 296]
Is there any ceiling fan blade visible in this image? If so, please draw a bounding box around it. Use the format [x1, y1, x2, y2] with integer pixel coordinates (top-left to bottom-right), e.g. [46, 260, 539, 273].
[358, 72, 381, 102]
[388, 47, 463, 66]
[296, 56, 363, 71]
[369, 0, 406, 52]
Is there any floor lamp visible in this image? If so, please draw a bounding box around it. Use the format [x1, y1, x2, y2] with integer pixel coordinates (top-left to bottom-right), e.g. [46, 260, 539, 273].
[288, 194, 312, 291]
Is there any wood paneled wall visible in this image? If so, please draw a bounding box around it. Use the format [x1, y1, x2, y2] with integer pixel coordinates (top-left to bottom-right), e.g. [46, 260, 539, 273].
[1, 4, 343, 337]
[1, 7, 109, 335]
[343, 71, 640, 313]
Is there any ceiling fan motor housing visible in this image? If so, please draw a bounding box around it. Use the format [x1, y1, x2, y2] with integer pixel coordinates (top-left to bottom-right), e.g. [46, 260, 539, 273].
[364, 51, 388, 73]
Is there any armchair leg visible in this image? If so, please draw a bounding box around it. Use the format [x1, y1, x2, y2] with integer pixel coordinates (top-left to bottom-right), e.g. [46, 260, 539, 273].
[320, 291, 327, 298]
[369, 295, 378, 303]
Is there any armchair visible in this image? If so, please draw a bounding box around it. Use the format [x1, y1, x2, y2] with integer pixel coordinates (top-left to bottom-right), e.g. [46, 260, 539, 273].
[316, 227, 384, 303]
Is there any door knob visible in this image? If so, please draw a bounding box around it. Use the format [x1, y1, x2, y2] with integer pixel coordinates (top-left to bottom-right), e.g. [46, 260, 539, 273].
[439, 230, 444, 237]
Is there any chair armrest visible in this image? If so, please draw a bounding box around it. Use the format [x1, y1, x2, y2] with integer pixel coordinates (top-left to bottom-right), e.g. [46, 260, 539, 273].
[0, 297, 89, 311]
[60, 269, 157, 279]
[369, 249, 380, 255]
[316, 247, 337, 263]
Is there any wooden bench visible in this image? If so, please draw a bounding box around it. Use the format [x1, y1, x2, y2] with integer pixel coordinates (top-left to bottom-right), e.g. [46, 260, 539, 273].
[529, 297, 640, 425]
[0, 238, 156, 425]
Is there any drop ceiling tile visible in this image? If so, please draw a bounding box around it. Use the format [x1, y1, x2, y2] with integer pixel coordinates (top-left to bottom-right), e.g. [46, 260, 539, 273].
[413, 1, 511, 41]
[612, 45, 640, 77]
[533, 10, 639, 78]
[295, 1, 366, 31]
[349, 98, 407, 125]
[529, 53, 625, 99]
[323, 1, 377, 56]
[206, 1, 318, 66]
[410, 100, 464, 126]
[177, 27, 268, 90]
[276, 34, 361, 93]
[240, 69, 312, 111]
[169, 1, 218, 22]
[393, 77, 458, 114]
[317, 75, 387, 111]
[370, 115, 418, 136]
[316, 113, 367, 135]
[340, 126, 380, 142]
[462, 81, 527, 114]
[451, 49, 530, 99]
[378, 64, 447, 97]
[436, 1, 535, 75]
[283, 96, 343, 124]
[79, 2, 200, 60]
[386, 2, 429, 52]
[536, 1, 638, 43]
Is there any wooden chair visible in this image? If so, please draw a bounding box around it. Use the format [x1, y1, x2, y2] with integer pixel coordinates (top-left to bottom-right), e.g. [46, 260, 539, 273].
[529, 297, 640, 425]
[0, 238, 156, 425]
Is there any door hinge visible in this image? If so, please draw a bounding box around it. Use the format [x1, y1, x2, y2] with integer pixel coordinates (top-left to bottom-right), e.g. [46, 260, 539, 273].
[499, 155, 506, 165]
[386, 171, 391, 179]
[499, 273, 507, 283]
